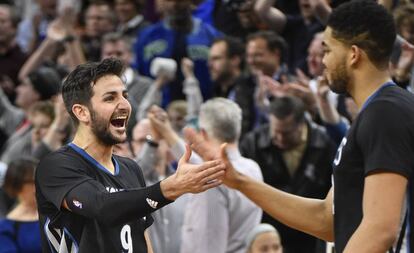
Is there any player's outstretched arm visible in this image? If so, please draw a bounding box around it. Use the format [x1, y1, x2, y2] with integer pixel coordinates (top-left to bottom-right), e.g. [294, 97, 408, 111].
[54, 145, 224, 226]
[185, 127, 334, 241]
[221, 143, 334, 241]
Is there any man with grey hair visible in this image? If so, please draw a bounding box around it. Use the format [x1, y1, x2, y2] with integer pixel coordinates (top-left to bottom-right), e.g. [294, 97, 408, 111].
[148, 98, 263, 253]
[198, 98, 243, 145]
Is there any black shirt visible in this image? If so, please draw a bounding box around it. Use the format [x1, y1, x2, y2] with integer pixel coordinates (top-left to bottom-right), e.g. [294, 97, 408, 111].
[333, 85, 414, 252]
[36, 144, 155, 253]
[240, 121, 336, 253]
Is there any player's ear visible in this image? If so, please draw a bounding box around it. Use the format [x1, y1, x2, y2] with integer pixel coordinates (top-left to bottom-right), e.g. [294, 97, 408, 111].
[72, 104, 91, 125]
[349, 45, 363, 67]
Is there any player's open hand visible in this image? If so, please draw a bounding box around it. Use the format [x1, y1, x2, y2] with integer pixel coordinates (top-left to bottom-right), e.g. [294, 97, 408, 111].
[220, 143, 243, 189]
[174, 144, 225, 195]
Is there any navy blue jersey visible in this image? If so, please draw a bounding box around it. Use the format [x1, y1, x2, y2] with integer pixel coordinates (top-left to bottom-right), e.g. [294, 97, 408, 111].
[333, 85, 414, 252]
[36, 144, 154, 253]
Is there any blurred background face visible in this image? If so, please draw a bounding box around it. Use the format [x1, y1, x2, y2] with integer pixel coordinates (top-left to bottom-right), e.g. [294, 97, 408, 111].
[37, 0, 57, 18]
[307, 36, 324, 77]
[208, 41, 233, 82]
[101, 40, 132, 67]
[16, 79, 40, 110]
[159, 0, 193, 17]
[131, 119, 151, 156]
[115, 0, 138, 24]
[247, 38, 280, 76]
[399, 20, 414, 44]
[269, 114, 303, 151]
[249, 231, 283, 253]
[167, 107, 187, 133]
[0, 6, 15, 45]
[85, 4, 114, 37]
[299, 0, 313, 20]
[30, 111, 53, 146]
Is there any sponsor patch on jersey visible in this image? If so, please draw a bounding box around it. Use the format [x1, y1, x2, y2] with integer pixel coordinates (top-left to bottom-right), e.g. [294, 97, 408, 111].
[73, 199, 83, 209]
[146, 198, 158, 209]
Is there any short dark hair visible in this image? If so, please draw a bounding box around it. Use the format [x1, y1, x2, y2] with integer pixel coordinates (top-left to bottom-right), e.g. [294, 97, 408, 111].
[3, 157, 38, 198]
[213, 36, 245, 68]
[247, 31, 287, 54]
[247, 31, 287, 62]
[213, 36, 245, 58]
[86, 1, 117, 24]
[269, 96, 305, 124]
[62, 58, 124, 126]
[28, 66, 62, 100]
[327, 0, 396, 68]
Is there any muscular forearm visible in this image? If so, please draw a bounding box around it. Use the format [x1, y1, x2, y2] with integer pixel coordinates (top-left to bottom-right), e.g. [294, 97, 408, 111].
[235, 174, 334, 241]
[65, 180, 172, 226]
[343, 221, 397, 253]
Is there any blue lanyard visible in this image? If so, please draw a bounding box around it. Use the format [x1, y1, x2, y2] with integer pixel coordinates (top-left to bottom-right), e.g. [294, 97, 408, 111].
[360, 81, 396, 111]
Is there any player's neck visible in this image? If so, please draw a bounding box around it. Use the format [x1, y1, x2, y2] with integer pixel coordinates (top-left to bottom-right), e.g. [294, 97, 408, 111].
[349, 66, 391, 110]
[72, 132, 114, 170]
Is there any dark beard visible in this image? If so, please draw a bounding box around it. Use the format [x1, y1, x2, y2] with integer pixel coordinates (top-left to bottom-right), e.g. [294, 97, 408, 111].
[329, 61, 349, 95]
[90, 108, 122, 146]
[330, 78, 348, 94]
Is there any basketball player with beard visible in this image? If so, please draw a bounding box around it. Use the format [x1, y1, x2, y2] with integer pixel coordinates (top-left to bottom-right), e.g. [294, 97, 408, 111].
[35, 58, 225, 253]
[187, 1, 414, 252]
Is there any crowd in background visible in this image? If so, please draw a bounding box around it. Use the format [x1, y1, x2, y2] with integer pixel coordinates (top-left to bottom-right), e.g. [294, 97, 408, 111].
[0, 0, 413, 252]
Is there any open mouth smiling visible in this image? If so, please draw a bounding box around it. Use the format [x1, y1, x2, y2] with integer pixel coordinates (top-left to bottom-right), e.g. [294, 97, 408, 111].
[110, 115, 128, 128]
